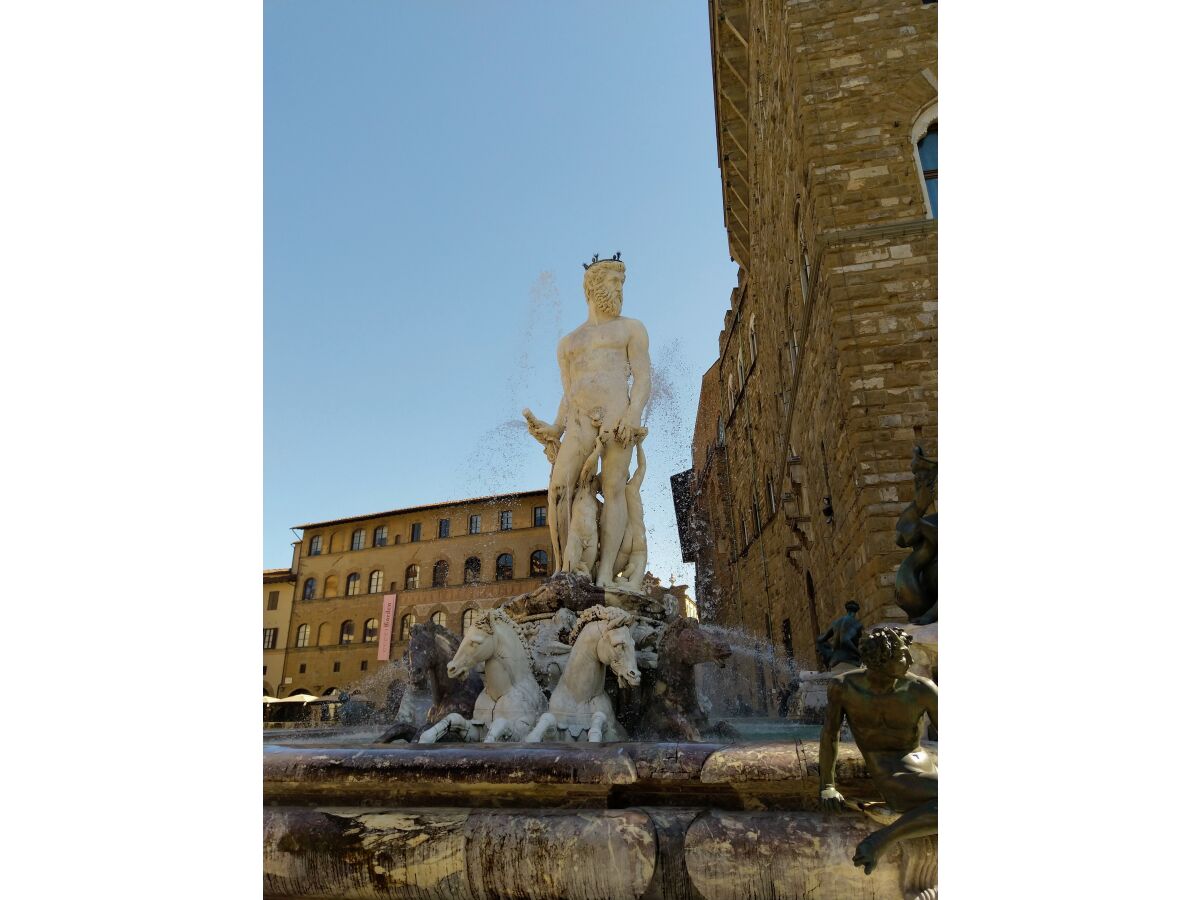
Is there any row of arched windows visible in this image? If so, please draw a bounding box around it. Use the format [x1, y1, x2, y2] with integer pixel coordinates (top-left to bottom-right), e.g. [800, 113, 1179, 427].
[300, 551, 549, 600]
[294, 610, 481, 647]
[294, 618, 379, 648]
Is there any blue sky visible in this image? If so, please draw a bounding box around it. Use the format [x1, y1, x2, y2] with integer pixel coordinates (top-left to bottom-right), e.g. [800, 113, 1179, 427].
[265, 1, 739, 584]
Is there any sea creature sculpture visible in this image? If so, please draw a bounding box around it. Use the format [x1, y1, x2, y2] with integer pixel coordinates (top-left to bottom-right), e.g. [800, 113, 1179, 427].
[632, 617, 732, 741]
[526, 605, 642, 742]
[418, 608, 547, 743]
[377, 623, 481, 743]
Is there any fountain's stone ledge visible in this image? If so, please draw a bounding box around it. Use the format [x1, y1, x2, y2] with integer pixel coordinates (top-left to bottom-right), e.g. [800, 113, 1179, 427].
[264, 739, 873, 809]
[264, 741, 925, 898]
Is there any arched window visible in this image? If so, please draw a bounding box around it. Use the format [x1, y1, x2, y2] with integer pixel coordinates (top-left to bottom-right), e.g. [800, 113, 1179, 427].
[399, 613, 414, 641]
[727, 374, 736, 410]
[432, 560, 449, 588]
[431, 611, 447, 628]
[530, 550, 549, 577]
[464, 557, 481, 584]
[323, 575, 338, 598]
[496, 553, 513, 581]
[749, 315, 758, 364]
[405, 565, 419, 590]
[368, 570, 383, 593]
[373, 525, 388, 547]
[295, 624, 310, 648]
[912, 104, 938, 219]
[462, 608, 478, 632]
[340, 620, 355, 644]
[302, 578, 316, 600]
[308, 535, 322, 556]
[737, 346, 746, 388]
[317, 622, 330, 645]
[351, 529, 366, 551]
[363, 618, 379, 643]
[346, 573, 361, 596]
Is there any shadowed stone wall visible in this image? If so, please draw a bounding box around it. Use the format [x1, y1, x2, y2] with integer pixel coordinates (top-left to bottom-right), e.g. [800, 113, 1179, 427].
[688, 0, 937, 706]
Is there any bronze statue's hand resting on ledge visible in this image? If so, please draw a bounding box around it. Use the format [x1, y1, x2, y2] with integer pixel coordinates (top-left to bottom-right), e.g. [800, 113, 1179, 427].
[818, 626, 937, 876]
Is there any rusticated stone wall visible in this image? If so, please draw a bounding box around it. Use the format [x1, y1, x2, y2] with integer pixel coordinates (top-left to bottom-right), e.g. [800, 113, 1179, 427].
[688, 0, 937, 707]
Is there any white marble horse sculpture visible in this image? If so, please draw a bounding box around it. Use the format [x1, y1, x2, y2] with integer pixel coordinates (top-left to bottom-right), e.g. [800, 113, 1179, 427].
[418, 608, 547, 743]
[526, 605, 642, 742]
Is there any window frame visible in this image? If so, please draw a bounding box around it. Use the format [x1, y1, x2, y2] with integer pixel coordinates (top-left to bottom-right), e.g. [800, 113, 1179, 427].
[309, 535, 322, 556]
[410, 522, 422, 542]
[346, 572, 361, 596]
[368, 570, 383, 594]
[263, 627, 278, 650]
[468, 514, 481, 534]
[499, 510, 512, 531]
[339, 620, 355, 645]
[405, 564, 420, 591]
[496, 553, 514, 581]
[911, 102, 938, 220]
[363, 618, 379, 643]
[296, 624, 311, 648]
[373, 525, 388, 547]
[438, 518, 450, 539]
[351, 529, 365, 551]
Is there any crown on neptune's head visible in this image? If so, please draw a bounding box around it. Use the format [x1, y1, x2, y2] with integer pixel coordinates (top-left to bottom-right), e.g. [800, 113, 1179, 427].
[582, 252, 622, 271]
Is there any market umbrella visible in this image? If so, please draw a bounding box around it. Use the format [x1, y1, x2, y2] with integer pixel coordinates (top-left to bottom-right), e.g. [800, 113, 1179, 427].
[273, 693, 318, 704]
[263, 696, 280, 703]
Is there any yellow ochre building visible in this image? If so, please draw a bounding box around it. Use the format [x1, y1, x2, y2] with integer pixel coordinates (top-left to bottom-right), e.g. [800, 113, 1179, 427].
[273, 489, 550, 698]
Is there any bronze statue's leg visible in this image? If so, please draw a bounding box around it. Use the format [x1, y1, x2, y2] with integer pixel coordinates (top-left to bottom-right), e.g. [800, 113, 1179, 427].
[854, 799, 937, 875]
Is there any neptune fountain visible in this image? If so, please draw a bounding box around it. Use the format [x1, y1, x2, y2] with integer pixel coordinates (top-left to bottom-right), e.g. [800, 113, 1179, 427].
[263, 257, 937, 899]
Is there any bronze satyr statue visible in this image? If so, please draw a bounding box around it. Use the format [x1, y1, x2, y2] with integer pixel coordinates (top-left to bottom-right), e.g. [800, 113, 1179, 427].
[819, 626, 937, 875]
[816, 600, 863, 669]
[894, 446, 937, 625]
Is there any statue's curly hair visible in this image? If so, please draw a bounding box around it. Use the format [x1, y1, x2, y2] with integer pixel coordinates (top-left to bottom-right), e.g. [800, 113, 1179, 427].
[859, 626, 913, 669]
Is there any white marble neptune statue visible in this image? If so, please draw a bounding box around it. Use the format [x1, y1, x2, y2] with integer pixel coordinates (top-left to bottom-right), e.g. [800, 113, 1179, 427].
[523, 253, 651, 591]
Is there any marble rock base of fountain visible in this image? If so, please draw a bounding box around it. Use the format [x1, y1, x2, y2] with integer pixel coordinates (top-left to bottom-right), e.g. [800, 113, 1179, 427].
[264, 741, 925, 899]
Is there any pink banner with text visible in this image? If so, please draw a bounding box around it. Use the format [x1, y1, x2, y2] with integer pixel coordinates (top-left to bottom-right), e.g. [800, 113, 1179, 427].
[377, 594, 397, 660]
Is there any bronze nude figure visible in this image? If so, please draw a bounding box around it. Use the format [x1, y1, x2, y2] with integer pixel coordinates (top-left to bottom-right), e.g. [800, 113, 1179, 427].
[816, 600, 863, 670]
[819, 626, 937, 875]
[894, 446, 937, 625]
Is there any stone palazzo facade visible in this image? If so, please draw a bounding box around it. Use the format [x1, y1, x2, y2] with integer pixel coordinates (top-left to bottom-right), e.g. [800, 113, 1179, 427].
[272, 489, 550, 698]
[681, 0, 937, 710]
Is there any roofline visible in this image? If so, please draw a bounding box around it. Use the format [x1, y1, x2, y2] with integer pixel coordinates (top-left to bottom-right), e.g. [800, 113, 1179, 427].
[263, 569, 294, 584]
[292, 488, 549, 531]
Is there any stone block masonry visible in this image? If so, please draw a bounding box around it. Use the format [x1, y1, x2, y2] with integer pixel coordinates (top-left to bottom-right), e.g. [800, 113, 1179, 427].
[688, 0, 936, 706]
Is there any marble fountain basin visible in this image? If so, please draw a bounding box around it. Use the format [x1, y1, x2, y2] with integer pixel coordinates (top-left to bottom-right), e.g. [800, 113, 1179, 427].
[264, 738, 923, 899]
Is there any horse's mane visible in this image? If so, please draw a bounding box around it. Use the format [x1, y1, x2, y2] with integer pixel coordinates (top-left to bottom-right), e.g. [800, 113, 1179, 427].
[568, 605, 634, 644]
[478, 606, 536, 670]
